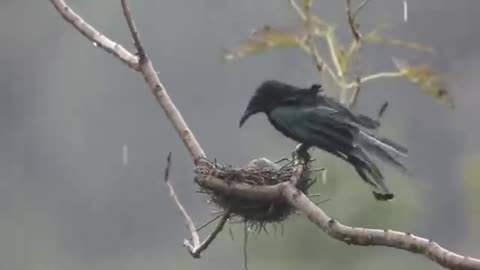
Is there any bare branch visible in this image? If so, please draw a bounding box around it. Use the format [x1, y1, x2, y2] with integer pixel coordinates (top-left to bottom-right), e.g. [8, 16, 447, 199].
[345, 71, 404, 89]
[325, 29, 344, 79]
[119, 0, 205, 162]
[346, 0, 361, 42]
[243, 223, 249, 270]
[282, 185, 480, 270]
[289, 0, 307, 20]
[344, 0, 363, 107]
[163, 152, 201, 250]
[348, 76, 361, 108]
[196, 213, 224, 232]
[290, 0, 341, 88]
[352, 0, 372, 17]
[189, 210, 230, 258]
[120, 0, 146, 61]
[49, 0, 139, 70]
[164, 153, 229, 258]
[51, 0, 205, 162]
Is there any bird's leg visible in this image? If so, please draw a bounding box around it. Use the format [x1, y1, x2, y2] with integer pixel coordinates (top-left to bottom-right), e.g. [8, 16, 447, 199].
[293, 143, 312, 166]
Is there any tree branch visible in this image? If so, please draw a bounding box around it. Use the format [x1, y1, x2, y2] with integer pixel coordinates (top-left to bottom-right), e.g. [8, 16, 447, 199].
[164, 152, 230, 258]
[49, 0, 139, 70]
[282, 184, 480, 270]
[49, 1, 480, 269]
[50, 0, 205, 163]
[120, 0, 146, 62]
[196, 169, 480, 270]
[346, 0, 361, 42]
[118, 0, 205, 163]
[163, 152, 200, 252]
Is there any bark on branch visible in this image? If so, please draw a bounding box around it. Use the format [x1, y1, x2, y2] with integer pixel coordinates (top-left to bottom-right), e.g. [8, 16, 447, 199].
[49, 1, 480, 269]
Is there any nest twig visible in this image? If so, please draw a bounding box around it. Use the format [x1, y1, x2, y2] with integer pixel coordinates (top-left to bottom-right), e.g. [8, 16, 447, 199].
[194, 158, 315, 226]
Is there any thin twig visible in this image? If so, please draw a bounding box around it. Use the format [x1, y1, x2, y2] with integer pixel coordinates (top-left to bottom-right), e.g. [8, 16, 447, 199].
[348, 76, 361, 108]
[163, 153, 201, 250]
[117, 0, 205, 162]
[292, 0, 340, 84]
[49, 0, 139, 70]
[164, 152, 230, 258]
[289, 0, 307, 20]
[190, 210, 230, 258]
[243, 222, 249, 270]
[377, 101, 389, 120]
[346, 0, 361, 42]
[345, 71, 404, 88]
[120, 0, 147, 62]
[353, 0, 373, 17]
[196, 213, 224, 232]
[325, 29, 344, 79]
[313, 198, 332, 206]
[308, 39, 337, 81]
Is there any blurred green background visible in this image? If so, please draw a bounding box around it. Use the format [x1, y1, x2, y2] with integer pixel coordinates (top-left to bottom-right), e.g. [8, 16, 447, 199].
[0, 1, 479, 269]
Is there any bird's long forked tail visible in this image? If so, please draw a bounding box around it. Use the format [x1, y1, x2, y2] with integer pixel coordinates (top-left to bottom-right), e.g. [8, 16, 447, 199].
[358, 131, 408, 173]
[348, 150, 394, 201]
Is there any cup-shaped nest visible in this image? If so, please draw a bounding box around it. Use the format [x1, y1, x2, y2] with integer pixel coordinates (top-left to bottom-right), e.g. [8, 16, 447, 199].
[194, 158, 315, 225]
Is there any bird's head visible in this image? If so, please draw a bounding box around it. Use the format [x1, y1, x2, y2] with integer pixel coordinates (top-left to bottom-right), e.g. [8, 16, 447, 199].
[239, 80, 298, 127]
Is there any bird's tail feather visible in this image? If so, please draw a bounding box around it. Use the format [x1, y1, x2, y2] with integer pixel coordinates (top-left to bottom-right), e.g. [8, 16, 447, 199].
[358, 131, 408, 173]
[348, 149, 393, 201]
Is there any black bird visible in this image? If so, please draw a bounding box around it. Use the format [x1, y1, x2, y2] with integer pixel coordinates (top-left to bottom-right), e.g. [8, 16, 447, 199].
[239, 80, 408, 200]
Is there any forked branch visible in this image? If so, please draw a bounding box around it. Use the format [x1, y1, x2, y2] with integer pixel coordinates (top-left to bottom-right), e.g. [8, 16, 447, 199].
[49, 0, 480, 269]
[164, 152, 229, 257]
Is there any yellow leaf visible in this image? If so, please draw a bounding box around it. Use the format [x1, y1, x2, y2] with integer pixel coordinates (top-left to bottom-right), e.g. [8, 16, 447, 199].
[224, 26, 305, 62]
[364, 27, 434, 54]
[393, 59, 454, 108]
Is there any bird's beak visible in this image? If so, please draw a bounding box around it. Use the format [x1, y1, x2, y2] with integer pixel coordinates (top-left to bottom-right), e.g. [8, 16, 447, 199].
[239, 108, 256, 128]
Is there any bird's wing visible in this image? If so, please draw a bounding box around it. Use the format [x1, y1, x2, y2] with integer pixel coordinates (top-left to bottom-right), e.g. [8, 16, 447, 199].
[269, 105, 393, 197]
[318, 96, 380, 129]
[269, 105, 359, 156]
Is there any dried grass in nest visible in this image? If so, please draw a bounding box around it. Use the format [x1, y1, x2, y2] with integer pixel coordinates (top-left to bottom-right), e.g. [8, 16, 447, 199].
[194, 158, 315, 226]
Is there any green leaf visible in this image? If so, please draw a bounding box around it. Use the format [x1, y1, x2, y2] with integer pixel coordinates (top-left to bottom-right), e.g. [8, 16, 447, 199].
[393, 58, 454, 108]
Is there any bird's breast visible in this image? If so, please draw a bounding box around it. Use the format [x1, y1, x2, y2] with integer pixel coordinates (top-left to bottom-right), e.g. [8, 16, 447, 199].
[267, 107, 305, 143]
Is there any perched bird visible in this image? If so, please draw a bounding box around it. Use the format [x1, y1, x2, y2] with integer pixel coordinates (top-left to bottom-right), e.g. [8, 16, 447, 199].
[239, 80, 408, 200]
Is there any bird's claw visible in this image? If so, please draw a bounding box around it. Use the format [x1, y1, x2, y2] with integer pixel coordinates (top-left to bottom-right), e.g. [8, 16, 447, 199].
[293, 144, 312, 167]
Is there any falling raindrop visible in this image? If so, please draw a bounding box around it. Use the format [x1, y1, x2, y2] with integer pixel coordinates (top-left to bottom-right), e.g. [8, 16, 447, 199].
[122, 144, 128, 166]
[403, 0, 408, 22]
[93, 42, 98, 47]
[321, 169, 328, 184]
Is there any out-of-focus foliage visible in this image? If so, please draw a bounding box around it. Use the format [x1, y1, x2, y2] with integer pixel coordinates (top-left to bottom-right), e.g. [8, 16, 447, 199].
[224, 26, 306, 62]
[462, 155, 480, 235]
[393, 59, 454, 109]
[363, 27, 434, 54]
[224, 0, 453, 109]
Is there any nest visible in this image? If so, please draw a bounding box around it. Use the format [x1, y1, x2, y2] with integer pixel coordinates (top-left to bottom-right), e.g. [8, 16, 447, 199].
[194, 158, 315, 226]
